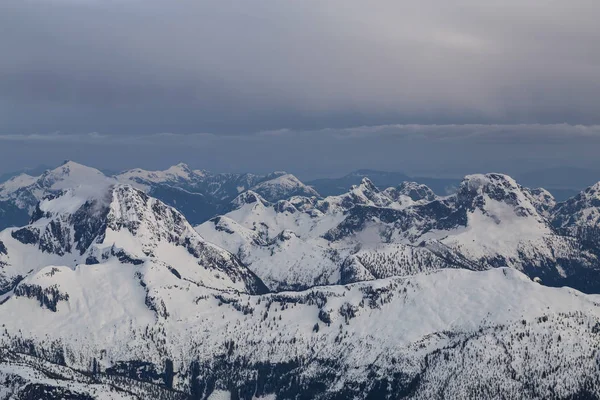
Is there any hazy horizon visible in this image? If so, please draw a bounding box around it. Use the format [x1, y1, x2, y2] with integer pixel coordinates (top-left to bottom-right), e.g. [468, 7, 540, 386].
[1, 1, 599, 183]
[3, 159, 600, 195]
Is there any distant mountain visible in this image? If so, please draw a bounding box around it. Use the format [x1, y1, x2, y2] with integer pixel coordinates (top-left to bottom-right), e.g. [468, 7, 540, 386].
[0, 161, 321, 230]
[250, 173, 319, 201]
[309, 167, 600, 201]
[307, 169, 460, 196]
[3, 161, 599, 232]
[515, 166, 600, 201]
[552, 182, 600, 251]
[0, 164, 52, 184]
[544, 188, 581, 202]
[0, 161, 116, 230]
[115, 164, 319, 224]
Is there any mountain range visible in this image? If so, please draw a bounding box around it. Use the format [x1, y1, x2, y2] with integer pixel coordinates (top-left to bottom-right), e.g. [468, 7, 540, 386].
[0, 162, 319, 231]
[0, 163, 592, 233]
[305, 170, 460, 197]
[2, 161, 600, 398]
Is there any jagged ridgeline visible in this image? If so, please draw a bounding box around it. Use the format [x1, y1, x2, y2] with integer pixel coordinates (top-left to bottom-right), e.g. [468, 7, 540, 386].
[0, 161, 319, 230]
[2, 162, 600, 398]
[198, 172, 600, 294]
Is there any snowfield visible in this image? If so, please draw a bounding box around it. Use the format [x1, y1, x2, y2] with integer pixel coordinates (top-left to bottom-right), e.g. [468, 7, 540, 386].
[2, 265, 600, 398]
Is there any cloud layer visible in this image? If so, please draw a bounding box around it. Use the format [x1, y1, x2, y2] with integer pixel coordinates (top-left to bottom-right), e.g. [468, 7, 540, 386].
[0, 1, 598, 178]
[1, 124, 599, 179]
[1, 0, 599, 135]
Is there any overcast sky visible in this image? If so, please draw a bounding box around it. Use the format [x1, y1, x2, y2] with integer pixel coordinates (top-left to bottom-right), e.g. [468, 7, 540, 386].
[0, 0, 599, 179]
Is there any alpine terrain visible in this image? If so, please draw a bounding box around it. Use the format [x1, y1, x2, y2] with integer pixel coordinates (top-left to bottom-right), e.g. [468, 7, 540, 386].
[2, 161, 600, 399]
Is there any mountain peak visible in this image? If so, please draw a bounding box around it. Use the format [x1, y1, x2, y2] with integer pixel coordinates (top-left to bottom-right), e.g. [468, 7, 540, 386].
[552, 181, 600, 230]
[250, 173, 319, 202]
[456, 173, 544, 220]
[319, 177, 393, 210]
[40, 162, 114, 193]
[360, 176, 375, 186]
[0, 173, 37, 197]
[263, 171, 288, 180]
[396, 181, 437, 202]
[115, 163, 199, 190]
[231, 190, 267, 207]
[54, 161, 108, 176]
[48, 161, 102, 175]
[352, 177, 378, 193]
[461, 173, 518, 191]
[4, 183, 268, 296]
[582, 181, 600, 197]
[53, 160, 102, 174]
[458, 173, 523, 201]
[166, 162, 191, 173]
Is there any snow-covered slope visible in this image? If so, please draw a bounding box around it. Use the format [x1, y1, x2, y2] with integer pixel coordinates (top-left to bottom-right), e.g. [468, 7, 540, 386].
[3, 266, 600, 399]
[328, 174, 599, 286]
[0, 349, 184, 399]
[199, 214, 342, 290]
[197, 190, 347, 291]
[417, 173, 559, 263]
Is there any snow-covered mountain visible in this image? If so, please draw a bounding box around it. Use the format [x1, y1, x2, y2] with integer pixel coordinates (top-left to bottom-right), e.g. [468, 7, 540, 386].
[198, 173, 600, 294]
[553, 182, 600, 241]
[0, 182, 267, 298]
[3, 164, 600, 398]
[115, 164, 318, 204]
[0, 161, 115, 208]
[197, 178, 459, 291]
[307, 169, 460, 197]
[248, 173, 319, 202]
[0, 161, 116, 230]
[0, 161, 321, 229]
[3, 263, 600, 398]
[116, 166, 317, 225]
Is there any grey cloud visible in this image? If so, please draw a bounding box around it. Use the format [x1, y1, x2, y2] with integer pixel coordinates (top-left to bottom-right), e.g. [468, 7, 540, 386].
[1, 1, 599, 180]
[0, 0, 599, 135]
[3, 123, 598, 143]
